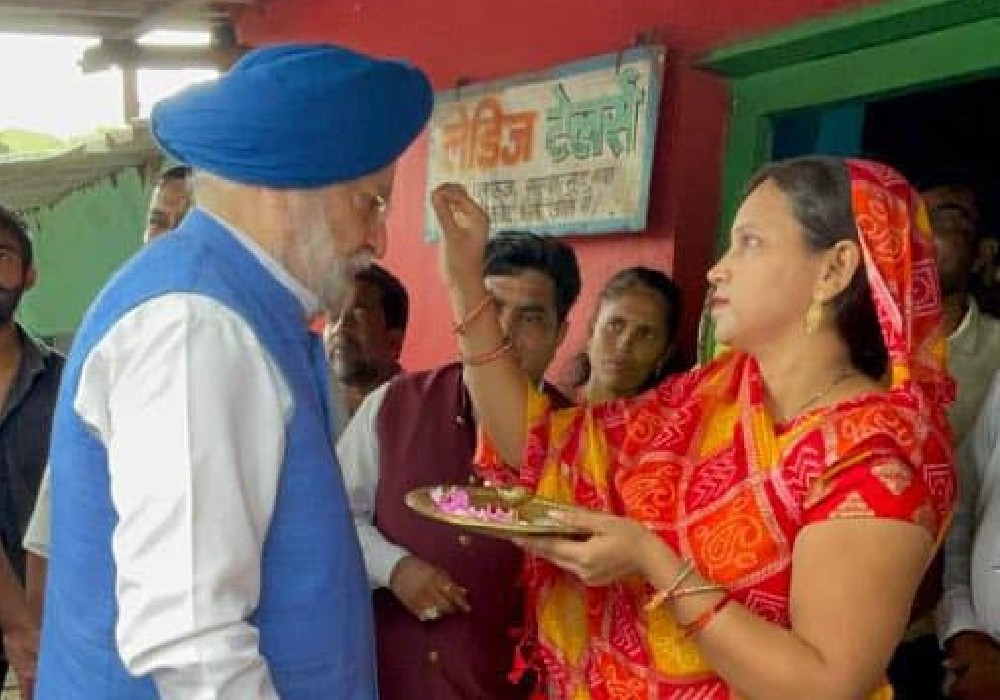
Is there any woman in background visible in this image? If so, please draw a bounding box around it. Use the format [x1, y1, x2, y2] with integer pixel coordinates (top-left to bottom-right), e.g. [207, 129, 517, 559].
[566, 266, 687, 404]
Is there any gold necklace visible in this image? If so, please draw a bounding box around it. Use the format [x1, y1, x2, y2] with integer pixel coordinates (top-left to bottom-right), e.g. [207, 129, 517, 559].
[785, 368, 856, 419]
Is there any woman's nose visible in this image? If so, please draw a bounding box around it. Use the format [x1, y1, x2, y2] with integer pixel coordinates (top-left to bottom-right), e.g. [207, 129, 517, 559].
[706, 257, 728, 285]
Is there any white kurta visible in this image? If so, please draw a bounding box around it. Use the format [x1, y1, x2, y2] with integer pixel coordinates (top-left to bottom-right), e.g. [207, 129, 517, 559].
[939, 370, 1000, 645]
[336, 382, 410, 589]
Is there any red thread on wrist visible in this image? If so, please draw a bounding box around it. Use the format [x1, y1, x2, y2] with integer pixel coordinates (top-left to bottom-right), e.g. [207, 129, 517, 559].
[452, 296, 492, 335]
[681, 592, 732, 639]
[461, 341, 514, 367]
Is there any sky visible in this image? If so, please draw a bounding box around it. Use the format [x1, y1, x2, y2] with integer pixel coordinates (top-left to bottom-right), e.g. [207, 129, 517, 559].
[0, 31, 217, 139]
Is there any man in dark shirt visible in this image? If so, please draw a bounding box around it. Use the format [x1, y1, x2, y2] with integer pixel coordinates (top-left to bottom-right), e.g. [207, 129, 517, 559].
[0, 204, 64, 697]
[325, 263, 409, 419]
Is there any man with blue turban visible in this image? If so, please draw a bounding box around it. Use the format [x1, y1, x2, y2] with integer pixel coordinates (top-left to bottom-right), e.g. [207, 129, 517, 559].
[35, 43, 433, 699]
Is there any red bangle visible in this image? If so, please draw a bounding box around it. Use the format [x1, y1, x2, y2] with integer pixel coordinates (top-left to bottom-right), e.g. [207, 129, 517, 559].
[452, 296, 492, 335]
[461, 341, 514, 367]
[681, 592, 732, 639]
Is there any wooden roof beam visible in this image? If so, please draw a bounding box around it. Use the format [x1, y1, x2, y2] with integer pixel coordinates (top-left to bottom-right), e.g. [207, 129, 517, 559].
[0, 1, 258, 40]
[0, 10, 135, 36]
[79, 35, 246, 73]
[0, 1, 149, 17]
[105, 0, 213, 41]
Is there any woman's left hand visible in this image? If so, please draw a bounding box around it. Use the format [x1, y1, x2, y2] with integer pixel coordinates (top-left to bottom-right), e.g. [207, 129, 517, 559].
[514, 509, 667, 586]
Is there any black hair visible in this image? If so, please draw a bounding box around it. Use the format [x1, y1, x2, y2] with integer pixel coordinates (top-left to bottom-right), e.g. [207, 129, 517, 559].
[570, 266, 689, 393]
[747, 156, 888, 380]
[925, 194, 980, 246]
[600, 267, 684, 350]
[159, 164, 193, 184]
[484, 231, 581, 324]
[354, 263, 409, 332]
[0, 203, 33, 267]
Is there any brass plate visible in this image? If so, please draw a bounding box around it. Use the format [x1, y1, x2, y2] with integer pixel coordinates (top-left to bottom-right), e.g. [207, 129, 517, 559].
[405, 485, 589, 538]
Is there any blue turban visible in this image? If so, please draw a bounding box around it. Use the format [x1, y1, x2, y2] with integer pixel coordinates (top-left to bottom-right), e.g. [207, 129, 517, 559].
[151, 43, 433, 188]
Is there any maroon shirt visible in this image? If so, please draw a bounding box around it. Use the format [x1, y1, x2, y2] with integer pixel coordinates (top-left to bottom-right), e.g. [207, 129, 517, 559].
[373, 363, 569, 700]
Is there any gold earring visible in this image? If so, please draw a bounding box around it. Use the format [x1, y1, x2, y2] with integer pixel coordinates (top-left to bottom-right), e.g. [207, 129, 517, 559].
[804, 300, 824, 335]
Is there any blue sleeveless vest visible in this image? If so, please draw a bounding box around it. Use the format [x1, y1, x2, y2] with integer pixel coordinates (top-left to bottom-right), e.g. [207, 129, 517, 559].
[37, 210, 376, 699]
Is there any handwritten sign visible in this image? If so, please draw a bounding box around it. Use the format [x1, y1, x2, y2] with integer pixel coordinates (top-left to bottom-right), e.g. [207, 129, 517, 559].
[425, 46, 665, 240]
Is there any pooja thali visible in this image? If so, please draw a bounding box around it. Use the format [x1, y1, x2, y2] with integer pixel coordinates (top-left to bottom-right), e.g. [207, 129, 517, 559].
[405, 485, 590, 538]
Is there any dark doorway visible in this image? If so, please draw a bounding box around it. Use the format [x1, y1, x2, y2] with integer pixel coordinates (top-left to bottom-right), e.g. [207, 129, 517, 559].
[771, 75, 1000, 316]
[864, 76, 1000, 315]
[863, 76, 1000, 230]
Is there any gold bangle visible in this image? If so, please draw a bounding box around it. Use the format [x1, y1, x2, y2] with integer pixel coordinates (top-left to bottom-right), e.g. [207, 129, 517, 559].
[669, 583, 726, 600]
[644, 559, 695, 611]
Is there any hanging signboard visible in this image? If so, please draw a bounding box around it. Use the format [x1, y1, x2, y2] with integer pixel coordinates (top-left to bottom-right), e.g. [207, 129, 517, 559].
[424, 45, 666, 240]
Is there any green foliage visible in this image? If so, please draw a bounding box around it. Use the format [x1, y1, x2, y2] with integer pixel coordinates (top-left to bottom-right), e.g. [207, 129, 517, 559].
[0, 129, 66, 156]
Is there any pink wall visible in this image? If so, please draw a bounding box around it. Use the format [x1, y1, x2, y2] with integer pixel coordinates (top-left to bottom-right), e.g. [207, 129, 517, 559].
[236, 0, 877, 377]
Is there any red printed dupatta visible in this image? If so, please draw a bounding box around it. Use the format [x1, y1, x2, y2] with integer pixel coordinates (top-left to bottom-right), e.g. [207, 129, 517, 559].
[480, 159, 956, 700]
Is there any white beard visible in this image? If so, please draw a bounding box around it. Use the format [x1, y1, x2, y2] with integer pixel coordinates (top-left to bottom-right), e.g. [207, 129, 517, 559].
[318, 250, 372, 316]
[288, 193, 373, 315]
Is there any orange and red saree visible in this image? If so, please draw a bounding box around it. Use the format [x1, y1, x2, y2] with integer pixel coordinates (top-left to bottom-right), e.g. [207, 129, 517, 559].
[485, 161, 956, 700]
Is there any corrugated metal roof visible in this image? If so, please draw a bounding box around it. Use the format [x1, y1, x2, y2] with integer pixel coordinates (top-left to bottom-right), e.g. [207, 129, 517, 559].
[0, 2, 259, 210]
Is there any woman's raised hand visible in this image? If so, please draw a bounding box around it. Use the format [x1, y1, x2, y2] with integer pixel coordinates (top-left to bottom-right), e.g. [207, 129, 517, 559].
[431, 183, 490, 293]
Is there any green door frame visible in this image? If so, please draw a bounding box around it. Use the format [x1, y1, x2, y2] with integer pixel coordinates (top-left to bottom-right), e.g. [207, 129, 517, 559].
[702, 0, 1000, 253]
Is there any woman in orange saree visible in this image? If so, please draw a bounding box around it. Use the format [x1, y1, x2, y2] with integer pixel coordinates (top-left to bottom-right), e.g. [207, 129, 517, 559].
[430, 157, 956, 700]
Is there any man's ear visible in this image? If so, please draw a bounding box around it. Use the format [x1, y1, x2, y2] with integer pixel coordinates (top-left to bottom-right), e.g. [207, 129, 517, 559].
[23, 265, 37, 291]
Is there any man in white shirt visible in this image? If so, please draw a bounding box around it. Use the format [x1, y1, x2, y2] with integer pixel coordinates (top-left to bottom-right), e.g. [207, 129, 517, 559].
[35, 43, 431, 700]
[939, 370, 1000, 699]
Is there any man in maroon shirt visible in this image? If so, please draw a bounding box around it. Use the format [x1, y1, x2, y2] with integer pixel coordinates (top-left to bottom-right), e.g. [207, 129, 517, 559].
[338, 231, 580, 700]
